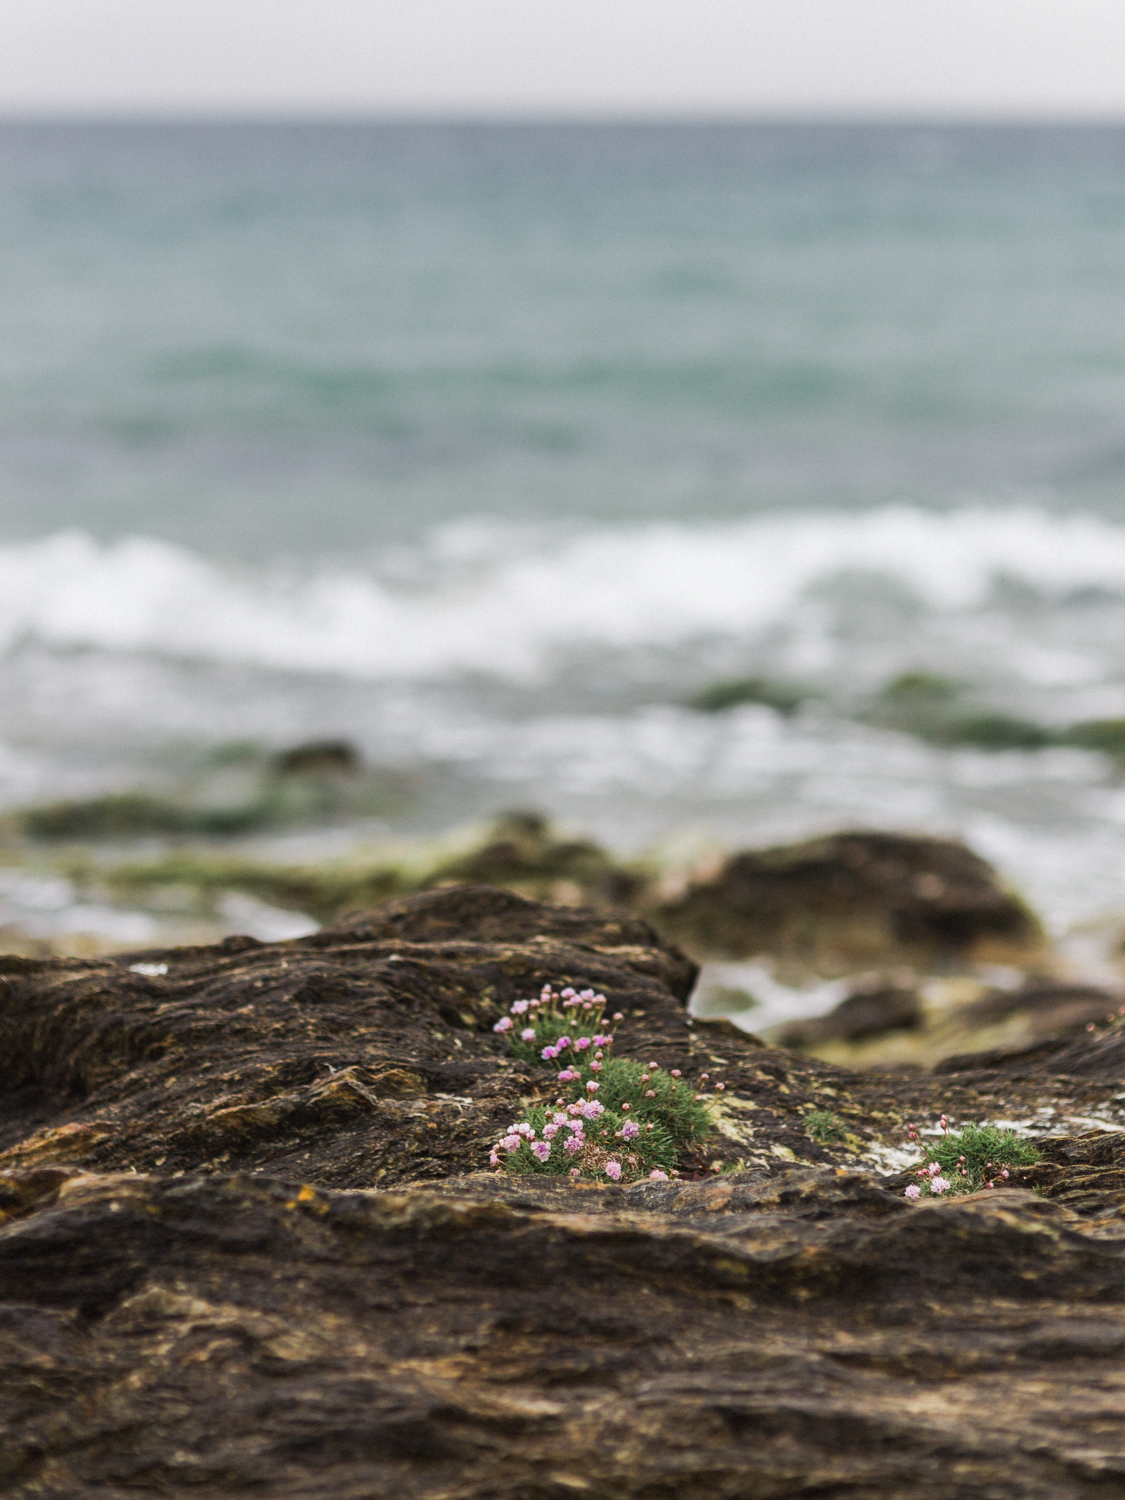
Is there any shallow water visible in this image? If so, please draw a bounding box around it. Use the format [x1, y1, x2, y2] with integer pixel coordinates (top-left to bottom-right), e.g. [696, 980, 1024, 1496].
[5, 122, 1125, 931]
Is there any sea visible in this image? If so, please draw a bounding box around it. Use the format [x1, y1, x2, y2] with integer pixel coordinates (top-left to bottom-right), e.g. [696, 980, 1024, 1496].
[4, 120, 1125, 941]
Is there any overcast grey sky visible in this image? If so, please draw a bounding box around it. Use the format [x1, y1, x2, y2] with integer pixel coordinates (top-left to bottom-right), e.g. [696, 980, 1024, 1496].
[1, 1, 1123, 120]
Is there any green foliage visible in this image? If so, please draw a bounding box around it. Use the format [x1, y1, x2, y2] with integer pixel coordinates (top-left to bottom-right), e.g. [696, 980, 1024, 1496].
[923, 1122, 1040, 1188]
[905, 1119, 1041, 1198]
[803, 1109, 847, 1144]
[491, 984, 716, 1181]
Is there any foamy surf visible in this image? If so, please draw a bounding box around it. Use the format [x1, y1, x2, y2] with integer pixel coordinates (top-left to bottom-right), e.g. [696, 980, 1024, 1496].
[2, 505, 1125, 681]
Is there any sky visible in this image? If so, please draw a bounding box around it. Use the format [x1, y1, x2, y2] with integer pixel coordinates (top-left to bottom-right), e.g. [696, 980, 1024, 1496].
[0, 0, 1123, 120]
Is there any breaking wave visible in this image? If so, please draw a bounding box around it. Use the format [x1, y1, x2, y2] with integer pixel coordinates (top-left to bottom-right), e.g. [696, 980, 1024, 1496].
[3, 505, 1125, 680]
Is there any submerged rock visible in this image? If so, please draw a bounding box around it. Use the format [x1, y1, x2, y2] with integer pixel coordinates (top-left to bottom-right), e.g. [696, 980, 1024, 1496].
[777, 979, 923, 1048]
[1, 883, 1124, 1497]
[652, 829, 1043, 971]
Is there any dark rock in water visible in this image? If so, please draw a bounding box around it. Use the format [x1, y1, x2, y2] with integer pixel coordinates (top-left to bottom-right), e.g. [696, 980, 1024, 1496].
[274, 738, 362, 774]
[959, 981, 1125, 1038]
[424, 810, 645, 907]
[2, 884, 1125, 1497]
[652, 829, 1042, 970]
[778, 981, 922, 1047]
[688, 675, 808, 715]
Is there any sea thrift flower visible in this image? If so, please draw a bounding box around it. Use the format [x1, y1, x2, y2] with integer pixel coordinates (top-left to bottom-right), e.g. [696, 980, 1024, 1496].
[489, 1152, 500, 1166]
[904, 1184, 921, 1200]
[521, 1028, 536, 1041]
[645, 1089, 656, 1098]
[649, 1170, 669, 1181]
[544, 1124, 559, 1140]
[930, 1176, 951, 1195]
[569, 1168, 580, 1177]
[620, 1119, 639, 1140]
[605, 1161, 622, 1181]
[671, 1069, 681, 1077]
[715, 1082, 725, 1091]
[581, 1100, 605, 1119]
[542, 1045, 560, 1060]
[511, 1000, 529, 1015]
[494, 1017, 513, 1033]
[575, 1037, 591, 1051]
[557, 1037, 572, 1050]
[648, 1062, 659, 1071]
[558, 1068, 580, 1082]
[586, 1080, 599, 1094]
[613, 1012, 624, 1021]
[564, 1133, 583, 1154]
[532, 1141, 551, 1162]
[500, 1135, 521, 1152]
[589, 1061, 603, 1072]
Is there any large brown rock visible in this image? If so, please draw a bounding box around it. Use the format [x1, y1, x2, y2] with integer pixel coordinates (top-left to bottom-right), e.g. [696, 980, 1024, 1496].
[2, 884, 1125, 1498]
[652, 829, 1043, 971]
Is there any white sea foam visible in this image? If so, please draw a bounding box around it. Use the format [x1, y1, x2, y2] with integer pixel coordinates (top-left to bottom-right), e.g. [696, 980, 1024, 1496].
[3, 506, 1125, 680]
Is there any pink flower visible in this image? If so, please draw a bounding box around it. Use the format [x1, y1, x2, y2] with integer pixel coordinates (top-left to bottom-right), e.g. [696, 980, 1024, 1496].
[541, 1045, 559, 1060]
[930, 1176, 951, 1195]
[613, 1012, 624, 1021]
[565, 1119, 584, 1133]
[489, 1152, 500, 1166]
[605, 1161, 622, 1181]
[580, 1100, 604, 1119]
[493, 1017, 513, 1032]
[648, 1062, 658, 1071]
[561, 987, 576, 998]
[564, 1133, 583, 1154]
[586, 1080, 599, 1094]
[500, 1135, 520, 1151]
[646, 1124, 655, 1132]
[620, 1102, 630, 1112]
[544, 1124, 559, 1139]
[532, 1141, 551, 1162]
[511, 1000, 530, 1015]
[645, 1089, 656, 1098]
[575, 1037, 591, 1051]
[620, 1119, 639, 1139]
[557, 1068, 580, 1082]
[593, 1034, 613, 1047]
[557, 1036, 572, 1050]
[589, 1061, 603, 1073]
[715, 1083, 725, 1092]
[569, 1168, 580, 1177]
[520, 1028, 536, 1041]
[904, 1184, 921, 1201]
[670, 1069, 681, 1077]
[649, 1170, 669, 1181]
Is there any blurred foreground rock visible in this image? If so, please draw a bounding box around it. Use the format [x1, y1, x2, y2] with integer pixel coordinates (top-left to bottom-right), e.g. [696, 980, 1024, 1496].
[2, 885, 1125, 1497]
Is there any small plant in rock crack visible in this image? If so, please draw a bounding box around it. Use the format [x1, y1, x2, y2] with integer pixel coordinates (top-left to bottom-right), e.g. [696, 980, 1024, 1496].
[902, 1113, 1041, 1199]
[803, 1109, 848, 1144]
[490, 983, 716, 1182]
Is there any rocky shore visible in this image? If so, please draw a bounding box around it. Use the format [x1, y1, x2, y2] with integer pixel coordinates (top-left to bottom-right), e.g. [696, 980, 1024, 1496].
[2, 883, 1125, 1496]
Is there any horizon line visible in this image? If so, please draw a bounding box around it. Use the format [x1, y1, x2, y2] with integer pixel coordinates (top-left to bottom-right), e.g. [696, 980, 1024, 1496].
[4, 109, 1125, 129]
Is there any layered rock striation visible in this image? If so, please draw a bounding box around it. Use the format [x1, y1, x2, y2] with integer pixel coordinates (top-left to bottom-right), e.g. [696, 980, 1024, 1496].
[2, 885, 1125, 1497]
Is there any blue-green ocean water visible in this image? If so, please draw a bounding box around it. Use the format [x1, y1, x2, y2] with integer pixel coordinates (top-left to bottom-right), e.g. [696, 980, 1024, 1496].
[5, 122, 1125, 931]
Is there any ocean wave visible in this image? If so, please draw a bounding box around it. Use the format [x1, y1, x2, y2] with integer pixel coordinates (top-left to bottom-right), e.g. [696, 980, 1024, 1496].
[3, 506, 1125, 680]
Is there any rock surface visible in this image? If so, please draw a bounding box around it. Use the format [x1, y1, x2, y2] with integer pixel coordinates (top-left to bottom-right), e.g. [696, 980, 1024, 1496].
[3, 884, 1125, 1498]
